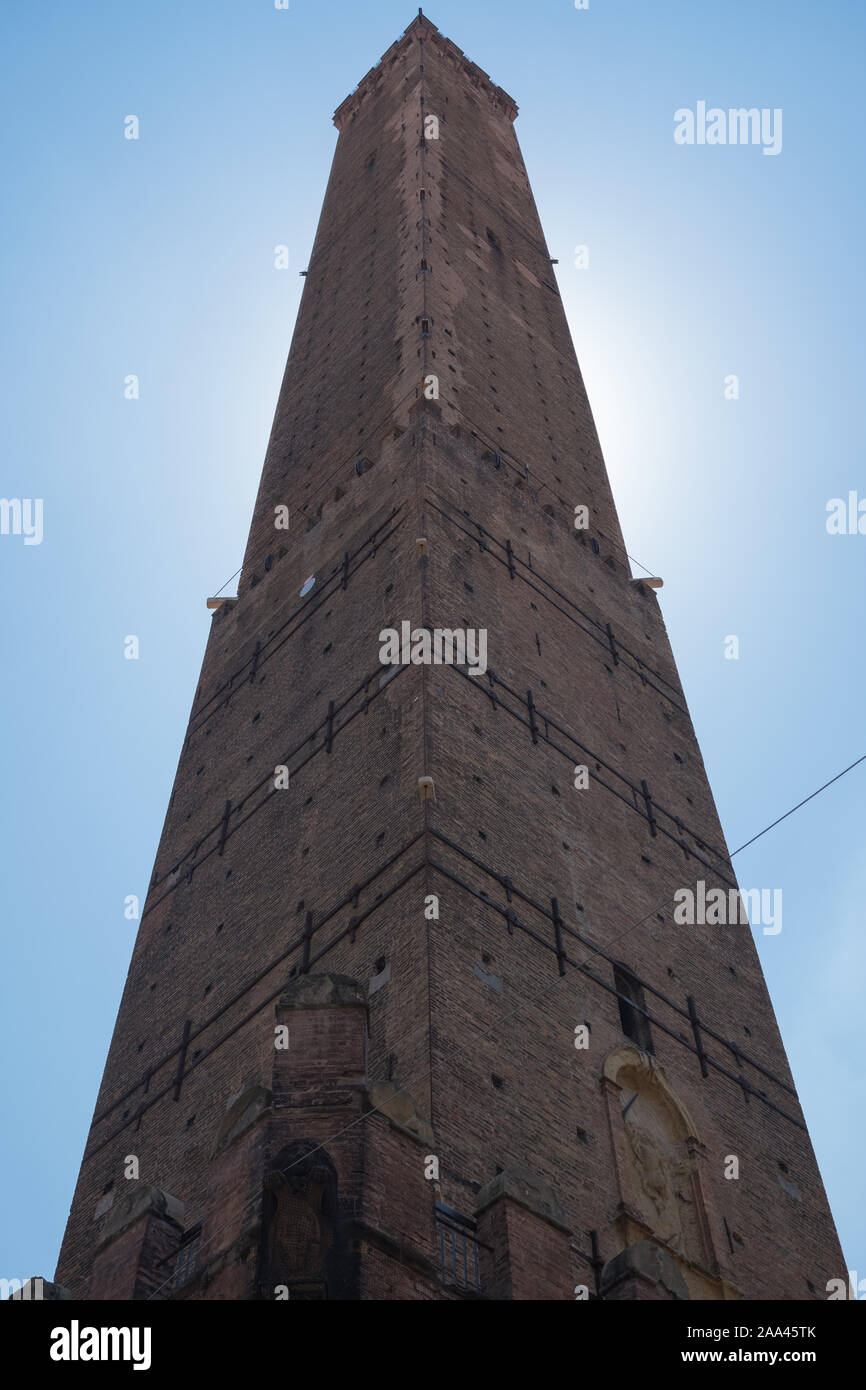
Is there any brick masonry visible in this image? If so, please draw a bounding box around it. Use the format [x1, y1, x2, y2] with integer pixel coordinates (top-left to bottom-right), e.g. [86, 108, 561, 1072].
[53, 14, 845, 1301]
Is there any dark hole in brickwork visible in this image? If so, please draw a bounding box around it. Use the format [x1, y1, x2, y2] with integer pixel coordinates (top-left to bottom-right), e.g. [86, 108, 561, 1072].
[613, 965, 653, 1054]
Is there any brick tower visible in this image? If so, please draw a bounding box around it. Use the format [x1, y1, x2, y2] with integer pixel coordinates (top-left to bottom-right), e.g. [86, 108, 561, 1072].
[53, 13, 843, 1301]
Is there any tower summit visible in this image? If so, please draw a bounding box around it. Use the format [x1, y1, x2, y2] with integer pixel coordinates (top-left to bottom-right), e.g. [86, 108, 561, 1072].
[54, 14, 843, 1300]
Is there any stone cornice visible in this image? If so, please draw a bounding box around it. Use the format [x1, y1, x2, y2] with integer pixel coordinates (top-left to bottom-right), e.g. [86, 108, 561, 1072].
[333, 13, 518, 130]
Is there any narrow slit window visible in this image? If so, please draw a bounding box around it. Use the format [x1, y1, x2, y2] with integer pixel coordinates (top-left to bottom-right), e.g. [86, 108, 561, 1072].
[613, 965, 653, 1053]
[173, 1224, 203, 1292]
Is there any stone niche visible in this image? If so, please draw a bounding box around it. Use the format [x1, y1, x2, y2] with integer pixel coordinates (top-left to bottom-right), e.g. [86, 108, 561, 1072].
[259, 1140, 340, 1300]
[601, 1046, 740, 1301]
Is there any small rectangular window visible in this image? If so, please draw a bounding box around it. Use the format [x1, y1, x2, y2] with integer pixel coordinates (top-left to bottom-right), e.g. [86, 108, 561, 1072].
[173, 1224, 202, 1292]
[436, 1203, 481, 1292]
[613, 965, 653, 1053]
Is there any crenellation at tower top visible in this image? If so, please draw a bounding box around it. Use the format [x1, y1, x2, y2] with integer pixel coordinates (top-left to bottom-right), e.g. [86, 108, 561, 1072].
[334, 13, 518, 131]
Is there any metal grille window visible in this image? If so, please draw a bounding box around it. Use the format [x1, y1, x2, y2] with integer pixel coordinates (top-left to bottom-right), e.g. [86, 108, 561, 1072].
[435, 1203, 481, 1292]
[173, 1224, 202, 1292]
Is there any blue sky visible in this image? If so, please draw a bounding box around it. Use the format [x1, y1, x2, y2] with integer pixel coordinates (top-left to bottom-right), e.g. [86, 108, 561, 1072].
[1, 0, 863, 1286]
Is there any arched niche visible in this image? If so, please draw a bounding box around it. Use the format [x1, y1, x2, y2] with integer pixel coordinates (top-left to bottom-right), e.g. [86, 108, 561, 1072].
[602, 1047, 721, 1293]
[259, 1140, 339, 1299]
